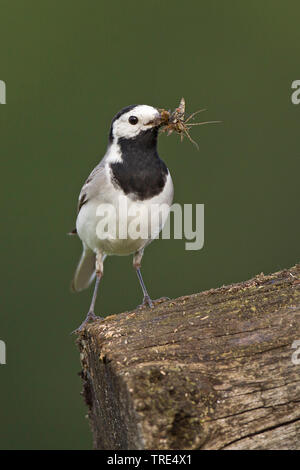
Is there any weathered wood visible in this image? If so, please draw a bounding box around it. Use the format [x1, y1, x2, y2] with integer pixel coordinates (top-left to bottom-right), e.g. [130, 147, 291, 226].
[77, 264, 300, 450]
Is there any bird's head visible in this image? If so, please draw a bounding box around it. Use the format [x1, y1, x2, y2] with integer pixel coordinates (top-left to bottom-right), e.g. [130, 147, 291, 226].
[109, 105, 161, 144]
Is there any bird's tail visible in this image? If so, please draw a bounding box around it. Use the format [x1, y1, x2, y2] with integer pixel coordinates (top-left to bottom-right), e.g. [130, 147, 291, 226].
[71, 249, 96, 292]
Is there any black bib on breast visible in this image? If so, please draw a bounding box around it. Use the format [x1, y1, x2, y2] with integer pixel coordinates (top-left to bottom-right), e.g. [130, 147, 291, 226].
[110, 128, 168, 201]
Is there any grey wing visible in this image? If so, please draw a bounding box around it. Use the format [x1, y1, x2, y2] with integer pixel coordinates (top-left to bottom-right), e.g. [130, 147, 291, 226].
[77, 160, 107, 214]
[68, 161, 107, 236]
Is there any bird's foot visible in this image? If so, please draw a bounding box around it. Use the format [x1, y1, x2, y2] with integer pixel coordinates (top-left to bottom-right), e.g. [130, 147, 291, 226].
[72, 311, 103, 335]
[137, 296, 170, 310]
[137, 295, 153, 309]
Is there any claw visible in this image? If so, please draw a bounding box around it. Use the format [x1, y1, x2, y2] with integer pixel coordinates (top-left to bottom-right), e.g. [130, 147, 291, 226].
[71, 311, 103, 335]
[137, 295, 153, 309]
[137, 296, 170, 310]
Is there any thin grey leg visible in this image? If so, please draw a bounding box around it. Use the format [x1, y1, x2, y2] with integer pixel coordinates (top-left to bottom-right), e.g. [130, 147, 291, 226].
[73, 251, 105, 334]
[73, 275, 103, 334]
[88, 275, 101, 316]
[136, 268, 153, 308]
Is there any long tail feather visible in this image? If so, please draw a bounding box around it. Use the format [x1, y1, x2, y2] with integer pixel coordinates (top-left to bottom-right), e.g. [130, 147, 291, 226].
[71, 249, 96, 292]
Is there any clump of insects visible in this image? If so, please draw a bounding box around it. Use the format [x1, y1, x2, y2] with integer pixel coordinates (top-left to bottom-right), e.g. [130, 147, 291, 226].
[159, 97, 220, 149]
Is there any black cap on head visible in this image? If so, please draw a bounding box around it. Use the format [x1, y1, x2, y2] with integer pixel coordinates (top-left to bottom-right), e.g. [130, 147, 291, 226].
[109, 105, 138, 143]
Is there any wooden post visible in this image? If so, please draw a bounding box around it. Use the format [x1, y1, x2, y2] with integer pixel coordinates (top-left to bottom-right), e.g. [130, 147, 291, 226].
[77, 264, 300, 449]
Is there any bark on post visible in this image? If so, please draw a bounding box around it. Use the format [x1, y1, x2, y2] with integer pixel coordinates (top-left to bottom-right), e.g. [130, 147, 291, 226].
[77, 264, 300, 450]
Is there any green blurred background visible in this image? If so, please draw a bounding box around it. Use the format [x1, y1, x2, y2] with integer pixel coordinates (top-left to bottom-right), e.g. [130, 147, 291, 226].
[0, 0, 299, 449]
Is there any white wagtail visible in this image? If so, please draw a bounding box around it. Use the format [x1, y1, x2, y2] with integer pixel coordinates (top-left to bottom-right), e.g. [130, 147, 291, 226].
[71, 105, 173, 332]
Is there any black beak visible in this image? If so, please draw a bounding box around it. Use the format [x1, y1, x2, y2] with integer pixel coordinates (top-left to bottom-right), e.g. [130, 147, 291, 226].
[145, 111, 162, 127]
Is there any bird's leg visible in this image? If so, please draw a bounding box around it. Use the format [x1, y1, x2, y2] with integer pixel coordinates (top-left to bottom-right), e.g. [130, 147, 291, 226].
[133, 249, 153, 308]
[73, 252, 105, 333]
[136, 268, 154, 308]
[133, 250, 171, 309]
[85, 275, 102, 321]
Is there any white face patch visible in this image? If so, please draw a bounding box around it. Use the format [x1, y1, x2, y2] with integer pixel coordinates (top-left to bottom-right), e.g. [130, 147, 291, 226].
[105, 140, 123, 164]
[111, 105, 160, 141]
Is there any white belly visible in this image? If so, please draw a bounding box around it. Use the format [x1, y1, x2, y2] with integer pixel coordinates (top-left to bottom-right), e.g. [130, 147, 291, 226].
[76, 172, 174, 256]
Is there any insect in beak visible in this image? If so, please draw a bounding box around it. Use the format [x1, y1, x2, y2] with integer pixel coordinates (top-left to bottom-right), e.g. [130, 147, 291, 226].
[158, 98, 221, 149]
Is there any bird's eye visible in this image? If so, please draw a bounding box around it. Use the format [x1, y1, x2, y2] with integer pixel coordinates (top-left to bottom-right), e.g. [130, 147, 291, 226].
[128, 115, 138, 125]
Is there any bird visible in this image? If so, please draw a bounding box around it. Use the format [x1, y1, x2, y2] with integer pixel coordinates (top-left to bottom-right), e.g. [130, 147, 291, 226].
[71, 104, 174, 332]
